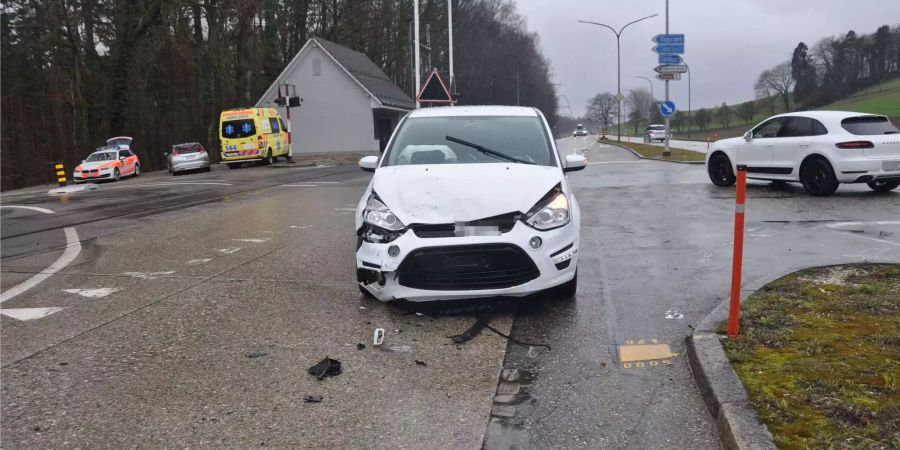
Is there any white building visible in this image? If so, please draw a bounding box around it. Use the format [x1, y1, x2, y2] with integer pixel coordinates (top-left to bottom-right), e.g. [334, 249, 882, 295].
[256, 37, 414, 154]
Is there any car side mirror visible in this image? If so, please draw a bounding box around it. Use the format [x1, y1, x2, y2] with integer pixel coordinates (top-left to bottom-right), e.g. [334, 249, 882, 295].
[563, 154, 587, 172]
[163, 152, 169, 157]
[743, 131, 752, 142]
[359, 156, 378, 172]
[119, 156, 126, 160]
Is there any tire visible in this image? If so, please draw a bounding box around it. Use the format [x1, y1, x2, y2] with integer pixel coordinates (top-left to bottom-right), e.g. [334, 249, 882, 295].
[204, 165, 212, 172]
[708, 153, 736, 187]
[800, 157, 839, 196]
[168, 164, 173, 175]
[263, 149, 274, 166]
[113, 168, 120, 182]
[358, 284, 375, 298]
[227, 163, 240, 170]
[133, 164, 140, 177]
[867, 179, 900, 192]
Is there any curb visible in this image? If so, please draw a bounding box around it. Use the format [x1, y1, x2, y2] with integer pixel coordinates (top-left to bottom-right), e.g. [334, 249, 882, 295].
[600, 141, 705, 165]
[688, 259, 900, 450]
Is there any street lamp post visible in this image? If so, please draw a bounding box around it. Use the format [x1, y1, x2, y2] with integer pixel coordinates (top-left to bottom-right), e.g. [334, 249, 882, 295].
[579, 14, 658, 142]
[685, 62, 692, 138]
[635, 76, 654, 128]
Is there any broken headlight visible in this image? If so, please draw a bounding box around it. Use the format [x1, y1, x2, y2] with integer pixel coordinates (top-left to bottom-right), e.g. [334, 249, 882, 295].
[360, 193, 406, 243]
[524, 186, 569, 231]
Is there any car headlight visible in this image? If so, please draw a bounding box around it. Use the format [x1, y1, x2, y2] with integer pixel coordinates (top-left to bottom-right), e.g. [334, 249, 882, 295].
[363, 193, 405, 231]
[524, 187, 569, 230]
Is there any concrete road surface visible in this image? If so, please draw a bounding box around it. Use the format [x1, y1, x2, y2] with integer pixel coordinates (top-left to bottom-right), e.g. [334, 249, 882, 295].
[2, 141, 899, 449]
[609, 135, 710, 153]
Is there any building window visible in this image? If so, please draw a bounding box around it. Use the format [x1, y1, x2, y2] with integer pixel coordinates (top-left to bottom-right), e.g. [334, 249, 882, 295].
[312, 58, 321, 76]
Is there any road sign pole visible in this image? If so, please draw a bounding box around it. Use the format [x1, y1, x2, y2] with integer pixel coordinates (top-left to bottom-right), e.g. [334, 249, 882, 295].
[662, 0, 670, 154]
[617, 35, 621, 142]
[414, 0, 421, 109]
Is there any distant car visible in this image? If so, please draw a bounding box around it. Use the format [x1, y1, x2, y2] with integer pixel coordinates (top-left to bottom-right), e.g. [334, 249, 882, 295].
[644, 124, 667, 143]
[166, 142, 211, 175]
[573, 124, 588, 137]
[706, 111, 900, 196]
[73, 147, 141, 183]
[355, 105, 585, 302]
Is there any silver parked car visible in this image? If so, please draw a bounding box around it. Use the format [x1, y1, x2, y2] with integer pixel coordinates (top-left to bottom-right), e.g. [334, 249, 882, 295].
[166, 142, 210, 175]
[644, 124, 667, 143]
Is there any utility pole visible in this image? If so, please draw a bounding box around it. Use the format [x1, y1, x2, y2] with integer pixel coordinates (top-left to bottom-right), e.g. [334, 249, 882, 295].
[516, 70, 520, 106]
[685, 62, 692, 138]
[663, 0, 671, 157]
[414, 0, 421, 108]
[579, 14, 658, 142]
[448, 0, 454, 94]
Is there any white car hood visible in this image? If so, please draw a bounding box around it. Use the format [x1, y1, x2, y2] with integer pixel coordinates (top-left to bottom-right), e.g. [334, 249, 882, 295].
[77, 160, 115, 170]
[372, 164, 562, 224]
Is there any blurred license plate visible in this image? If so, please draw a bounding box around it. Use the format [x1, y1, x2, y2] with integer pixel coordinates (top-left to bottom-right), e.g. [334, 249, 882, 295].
[883, 161, 900, 171]
[454, 224, 500, 237]
[225, 151, 238, 157]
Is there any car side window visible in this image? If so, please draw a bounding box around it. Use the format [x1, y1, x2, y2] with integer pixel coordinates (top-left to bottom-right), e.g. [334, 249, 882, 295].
[778, 117, 813, 137]
[118, 150, 128, 159]
[269, 118, 280, 133]
[811, 119, 828, 136]
[752, 118, 785, 138]
[279, 118, 287, 133]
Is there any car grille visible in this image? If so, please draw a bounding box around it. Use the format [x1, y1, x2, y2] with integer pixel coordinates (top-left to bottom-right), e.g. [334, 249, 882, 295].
[411, 213, 520, 238]
[397, 244, 539, 291]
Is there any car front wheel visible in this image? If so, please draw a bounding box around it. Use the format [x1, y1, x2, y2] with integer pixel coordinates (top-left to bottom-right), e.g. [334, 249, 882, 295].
[800, 157, 839, 196]
[113, 168, 120, 181]
[867, 180, 900, 192]
[707, 153, 736, 187]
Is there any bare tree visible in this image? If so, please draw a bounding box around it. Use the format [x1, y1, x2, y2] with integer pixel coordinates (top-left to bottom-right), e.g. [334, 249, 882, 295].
[755, 62, 794, 112]
[626, 88, 653, 129]
[586, 93, 617, 130]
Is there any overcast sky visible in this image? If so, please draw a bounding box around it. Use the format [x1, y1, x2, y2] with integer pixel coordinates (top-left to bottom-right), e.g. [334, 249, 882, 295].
[514, 0, 900, 116]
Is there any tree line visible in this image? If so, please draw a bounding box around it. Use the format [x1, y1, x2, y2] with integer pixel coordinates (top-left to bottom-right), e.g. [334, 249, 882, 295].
[582, 23, 900, 137]
[0, 0, 558, 190]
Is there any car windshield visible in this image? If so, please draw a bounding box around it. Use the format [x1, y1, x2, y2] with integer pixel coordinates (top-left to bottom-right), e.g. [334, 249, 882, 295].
[841, 116, 899, 135]
[85, 152, 116, 162]
[173, 144, 202, 154]
[382, 116, 555, 167]
[648, 125, 666, 131]
[221, 119, 256, 139]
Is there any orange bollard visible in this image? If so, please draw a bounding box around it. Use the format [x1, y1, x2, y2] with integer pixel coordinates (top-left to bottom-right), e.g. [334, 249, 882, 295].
[727, 164, 748, 338]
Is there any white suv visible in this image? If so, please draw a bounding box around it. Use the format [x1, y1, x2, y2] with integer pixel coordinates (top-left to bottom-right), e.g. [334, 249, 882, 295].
[706, 111, 900, 196]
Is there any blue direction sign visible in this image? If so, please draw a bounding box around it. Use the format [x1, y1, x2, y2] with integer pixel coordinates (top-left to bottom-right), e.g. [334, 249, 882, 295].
[653, 43, 684, 54]
[660, 100, 676, 117]
[652, 34, 685, 44]
[658, 54, 682, 65]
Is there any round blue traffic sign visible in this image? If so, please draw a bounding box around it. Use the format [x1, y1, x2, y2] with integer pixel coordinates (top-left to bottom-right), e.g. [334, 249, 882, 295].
[660, 100, 676, 117]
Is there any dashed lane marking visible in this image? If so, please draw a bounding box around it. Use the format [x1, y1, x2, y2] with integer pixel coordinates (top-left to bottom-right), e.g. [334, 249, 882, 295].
[121, 271, 176, 280]
[218, 247, 242, 254]
[186, 258, 212, 265]
[282, 184, 318, 187]
[232, 238, 269, 243]
[0, 307, 64, 321]
[62, 288, 120, 298]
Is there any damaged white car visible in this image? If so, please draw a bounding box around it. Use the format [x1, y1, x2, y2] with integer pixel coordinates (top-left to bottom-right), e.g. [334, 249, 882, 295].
[355, 106, 586, 302]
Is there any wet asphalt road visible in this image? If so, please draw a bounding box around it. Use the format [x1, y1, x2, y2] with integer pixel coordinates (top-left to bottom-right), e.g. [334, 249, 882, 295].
[2, 142, 899, 449]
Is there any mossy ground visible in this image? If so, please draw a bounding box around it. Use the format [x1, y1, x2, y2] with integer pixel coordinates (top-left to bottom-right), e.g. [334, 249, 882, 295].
[721, 264, 900, 449]
[606, 140, 706, 162]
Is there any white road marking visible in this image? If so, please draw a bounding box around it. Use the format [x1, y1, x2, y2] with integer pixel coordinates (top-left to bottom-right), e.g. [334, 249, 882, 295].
[829, 229, 900, 248]
[0, 218, 81, 304]
[186, 258, 213, 265]
[0, 205, 56, 215]
[823, 221, 900, 228]
[62, 288, 120, 298]
[290, 225, 313, 229]
[282, 184, 318, 187]
[232, 238, 269, 243]
[48, 184, 98, 195]
[218, 247, 242, 254]
[665, 308, 684, 320]
[122, 271, 176, 280]
[308, 181, 342, 184]
[0, 307, 64, 321]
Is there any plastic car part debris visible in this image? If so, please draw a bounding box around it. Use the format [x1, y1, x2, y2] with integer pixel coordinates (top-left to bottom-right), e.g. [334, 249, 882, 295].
[357, 343, 366, 350]
[303, 395, 323, 403]
[373, 328, 385, 346]
[245, 352, 269, 358]
[383, 345, 411, 353]
[415, 360, 427, 366]
[307, 357, 342, 380]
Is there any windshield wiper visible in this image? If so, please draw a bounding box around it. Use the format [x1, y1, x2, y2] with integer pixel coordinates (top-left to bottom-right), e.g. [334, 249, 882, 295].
[446, 135, 536, 165]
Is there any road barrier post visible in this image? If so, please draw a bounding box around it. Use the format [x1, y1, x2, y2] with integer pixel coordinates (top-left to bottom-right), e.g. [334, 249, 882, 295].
[53, 162, 67, 186]
[727, 164, 747, 338]
[706, 135, 710, 150]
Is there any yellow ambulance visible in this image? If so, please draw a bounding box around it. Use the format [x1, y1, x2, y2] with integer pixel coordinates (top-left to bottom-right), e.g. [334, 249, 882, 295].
[219, 108, 290, 168]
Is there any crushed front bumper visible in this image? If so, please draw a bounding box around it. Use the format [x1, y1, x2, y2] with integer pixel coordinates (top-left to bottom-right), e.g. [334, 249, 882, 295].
[356, 221, 578, 302]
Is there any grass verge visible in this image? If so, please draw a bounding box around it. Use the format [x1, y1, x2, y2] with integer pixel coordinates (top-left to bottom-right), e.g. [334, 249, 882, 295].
[720, 263, 900, 450]
[604, 140, 705, 162]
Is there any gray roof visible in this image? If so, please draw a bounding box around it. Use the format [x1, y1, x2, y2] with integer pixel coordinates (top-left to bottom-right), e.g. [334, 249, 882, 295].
[313, 38, 414, 110]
